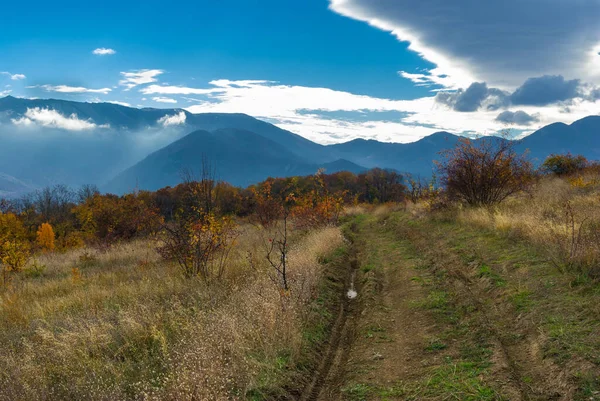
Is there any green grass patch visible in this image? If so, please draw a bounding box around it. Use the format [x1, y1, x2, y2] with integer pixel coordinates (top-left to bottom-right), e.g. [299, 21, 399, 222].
[415, 358, 505, 401]
[510, 289, 532, 311]
[425, 339, 448, 352]
[478, 263, 507, 287]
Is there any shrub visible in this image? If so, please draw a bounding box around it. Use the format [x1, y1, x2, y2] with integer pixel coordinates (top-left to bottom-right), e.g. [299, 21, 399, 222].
[251, 179, 285, 227]
[36, 222, 55, 252]
[0, 213, 30, 285]
[292, 170, 345, 230]
[541, 153, 588, 176]
[24, 259, 47, 278]
[158, 213, 237, 281]
[74, 193, 163, 243]
[548, 201, 600, 277]
[437, 136, 534, 206]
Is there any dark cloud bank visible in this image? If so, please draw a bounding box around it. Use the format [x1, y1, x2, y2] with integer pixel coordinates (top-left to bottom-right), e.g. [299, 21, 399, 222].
[435, 75, 595, 125]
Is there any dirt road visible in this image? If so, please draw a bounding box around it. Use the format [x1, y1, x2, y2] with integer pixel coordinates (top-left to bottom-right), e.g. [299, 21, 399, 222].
[301, 212, 589, 400]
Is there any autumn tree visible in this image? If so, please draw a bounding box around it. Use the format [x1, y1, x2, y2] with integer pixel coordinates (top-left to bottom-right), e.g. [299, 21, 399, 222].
[179, 158, 219, 217]
[406, 174, 427, 203]
[0, 199, 15, 214]
[158, 164, 237, 281]
[0, 213, 30, 285]
[292, 170, 345, 229]
[76, 184, 100, 204]
[33, 184, 75, 223]
[74, 193, 163, 243]
[36, 222, 55, 252]
[541, 153, 588, 176]
[251, 179, 285, 227]
[437, 136, 534, 206]
[360, 168, 406, 203]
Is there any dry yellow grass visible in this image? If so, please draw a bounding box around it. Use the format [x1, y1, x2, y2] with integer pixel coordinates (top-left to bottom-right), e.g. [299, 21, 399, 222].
[457, 172, 600, 275]
[0, 223, 344, 400]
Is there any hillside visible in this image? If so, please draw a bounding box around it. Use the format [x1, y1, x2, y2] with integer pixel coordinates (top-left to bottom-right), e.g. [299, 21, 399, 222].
[0, 96, 328, 161]
[0, 172, 35, 198]
[1, 96, 599, 194]
[517, 116, 600, 163]
[328, 132, 461, 176]
[105, 128, 365, 193]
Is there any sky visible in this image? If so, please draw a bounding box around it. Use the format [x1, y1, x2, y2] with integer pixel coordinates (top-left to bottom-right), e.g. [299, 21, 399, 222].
[2, 0, 600, 144]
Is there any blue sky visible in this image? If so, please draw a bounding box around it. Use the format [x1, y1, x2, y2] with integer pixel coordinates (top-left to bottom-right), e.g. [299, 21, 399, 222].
[2, 0, 600, 143]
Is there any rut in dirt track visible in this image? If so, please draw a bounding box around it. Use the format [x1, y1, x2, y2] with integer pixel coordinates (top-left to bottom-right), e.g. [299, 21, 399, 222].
[299, 244, 360, 401]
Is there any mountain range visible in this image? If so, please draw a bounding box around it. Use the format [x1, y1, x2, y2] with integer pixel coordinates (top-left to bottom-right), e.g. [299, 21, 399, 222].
[0, 95, 598, 197]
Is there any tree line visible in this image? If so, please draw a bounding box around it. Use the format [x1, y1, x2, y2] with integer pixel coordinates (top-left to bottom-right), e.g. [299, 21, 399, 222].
[1, 136, 596, 284]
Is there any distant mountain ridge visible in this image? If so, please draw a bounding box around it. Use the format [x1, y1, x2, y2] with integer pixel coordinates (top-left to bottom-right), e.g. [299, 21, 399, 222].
[105, 128, 364, 193]
[0, 96, 598, 196]
[0, 172, 36, 198]
[0, 95, 328, 162]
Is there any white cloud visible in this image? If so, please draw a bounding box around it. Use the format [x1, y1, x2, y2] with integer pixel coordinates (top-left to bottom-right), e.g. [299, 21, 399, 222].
[142, 85, 219, 95]
[106, 100, 132, 107]
[92, 48, 116, 55]
[1, 72, 26, 81]
[33, 84, 112, 94]
[0, 89, 12, 97]
[141, 80, 273, 95]
[329, 0, 600, 89]
[11, 108, 104, 131]
[180, 79, 600, 144]
[119, 69, 164, 90]
[152, 96, 178, 104]
[158, 111, 186, 126]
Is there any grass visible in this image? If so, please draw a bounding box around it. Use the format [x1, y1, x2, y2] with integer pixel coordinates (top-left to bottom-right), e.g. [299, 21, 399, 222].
[400, 173, 600, 399]
[3, 173, 598, 400]
[416, 359, 503, 401]
[0, 223, 346, 400]
[457, 172, 600, 277]
[342, 190, 600, 399]
[342, 359, 502, 401]
[339, 212, 505, 400]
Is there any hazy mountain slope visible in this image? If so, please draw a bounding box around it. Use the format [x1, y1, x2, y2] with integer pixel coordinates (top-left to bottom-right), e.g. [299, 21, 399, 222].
[0, 96, 329, 187]
[0, 172, 36, 198]
[0, 96, 328, 161]
[185, 114, 330, 162]
[105, 128, 364, 193]
[328, 132, 461, 176]
[1, 96, 599, 194]
[0, 96, 174, 130]
[517, 116, 600, 163]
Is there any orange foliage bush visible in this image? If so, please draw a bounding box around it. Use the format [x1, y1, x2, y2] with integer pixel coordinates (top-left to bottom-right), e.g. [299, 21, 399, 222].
[74, 193, 163, 243]
[292, 170, 345, 229]
[251, 179, 285, 227]
[36, 222, 55, 252]
[0, 213, 30, 284]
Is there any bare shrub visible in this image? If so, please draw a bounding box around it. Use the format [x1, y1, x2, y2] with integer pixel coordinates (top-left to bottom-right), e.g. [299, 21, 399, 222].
[437, 136, 534, 206]
[548, 201, 600, 276]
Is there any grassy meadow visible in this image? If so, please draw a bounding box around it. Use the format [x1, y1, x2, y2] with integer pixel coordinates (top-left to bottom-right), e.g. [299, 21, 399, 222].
[0, 223, 345, 400]
[1, 161, 600, 400]
[338, 169, 600, 400]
